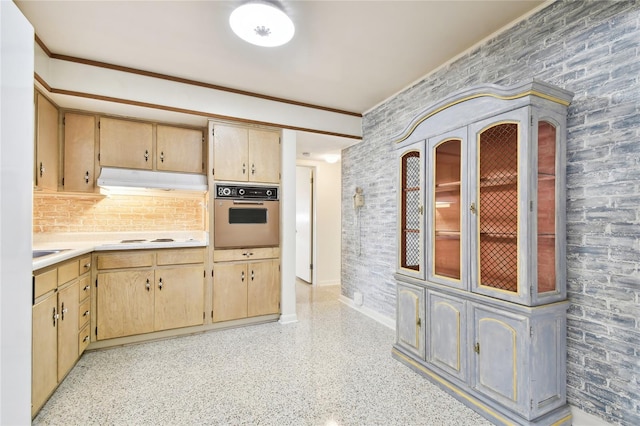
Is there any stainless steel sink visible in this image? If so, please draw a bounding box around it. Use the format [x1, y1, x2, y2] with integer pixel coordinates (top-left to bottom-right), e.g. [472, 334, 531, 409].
[32, 249, 68, 259]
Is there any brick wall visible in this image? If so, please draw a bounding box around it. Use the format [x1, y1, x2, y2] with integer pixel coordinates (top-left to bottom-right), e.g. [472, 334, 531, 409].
[33, 193, 205, 233]
[342, 1, 640, 424]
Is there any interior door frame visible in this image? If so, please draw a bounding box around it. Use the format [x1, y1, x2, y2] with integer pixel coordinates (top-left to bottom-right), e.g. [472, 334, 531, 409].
[295, 164, 318, 285]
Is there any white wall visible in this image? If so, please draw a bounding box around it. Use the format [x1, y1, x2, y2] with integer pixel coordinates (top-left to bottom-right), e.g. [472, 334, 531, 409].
[0, 1, 34, 423]
[297, 159, 341, 286]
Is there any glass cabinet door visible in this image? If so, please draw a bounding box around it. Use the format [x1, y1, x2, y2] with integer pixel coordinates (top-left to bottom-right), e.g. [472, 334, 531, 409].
[398, 142, 424, 278]
[468, 107, 528, 302]
[536, 120, 558, 294]
[428, 129, 466, 289]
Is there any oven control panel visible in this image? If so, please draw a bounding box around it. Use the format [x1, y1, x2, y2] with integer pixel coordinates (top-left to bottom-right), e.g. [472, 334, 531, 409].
[215, 184, 278, 200]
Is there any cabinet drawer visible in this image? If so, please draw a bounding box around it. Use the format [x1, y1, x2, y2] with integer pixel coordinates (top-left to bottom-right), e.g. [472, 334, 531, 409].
[78, 298, 91, 329]
[34, 268, 57, 299]
[58, 260, 80, 285]
[79, 255, 92, 275]
[214, 247, 280, 262]
[78, 325, 90, 356]
[78, 275, 91, 302]
[157, 248, 204, 266]
[96, 252, 154, 270]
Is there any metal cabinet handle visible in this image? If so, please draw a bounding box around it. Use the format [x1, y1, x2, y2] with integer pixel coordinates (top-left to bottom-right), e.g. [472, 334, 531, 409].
[83, 310, 90, 317]
[160, 151, 164, 163]
[417, 317, 421, 327]
[85, 171, 90, 184]
[83, 335, 90, 343]
[83, 284, 91, 291]
[251, 163, 256, 175]
[242, 252, 254, 258]
[242, 163, 246, 175]
[61, 303, 68, 321]
[84, 263, 91, 270]
[52, 307, 58, 327]
[40, 162, 45, 177]
[144, 150, 149, 162]
[158, 277, 163, 290]
[241, 271, 245, 282]
[474, 342, 480, 354]
[145, 278, 151, 291]
[470, 202, 477, 215]
[251, 270, 254, 281]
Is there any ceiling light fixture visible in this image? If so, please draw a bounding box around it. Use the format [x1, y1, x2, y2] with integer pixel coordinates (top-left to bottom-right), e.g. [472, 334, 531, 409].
[229, 1, 295, 47]
[325, 154, 340, 164]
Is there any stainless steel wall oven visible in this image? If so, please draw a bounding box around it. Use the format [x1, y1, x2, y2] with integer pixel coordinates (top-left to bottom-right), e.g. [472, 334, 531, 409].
[214, 184, 279, 248]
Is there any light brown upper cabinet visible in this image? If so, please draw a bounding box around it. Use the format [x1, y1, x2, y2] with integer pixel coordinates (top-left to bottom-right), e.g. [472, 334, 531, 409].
[63, 113, 96, 192]
[99, 117, 153, 170]
[156, 125, 204, 174]
[213, 124, 280, 183]
[35, 92, 59, 191]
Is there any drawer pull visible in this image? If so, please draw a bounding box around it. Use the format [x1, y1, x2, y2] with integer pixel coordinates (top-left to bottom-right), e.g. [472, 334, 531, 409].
[83, 310, 90, 317]
[83, 285, 91, 292]
[83, 335, 90, 343]
[83, 263, 91, 269]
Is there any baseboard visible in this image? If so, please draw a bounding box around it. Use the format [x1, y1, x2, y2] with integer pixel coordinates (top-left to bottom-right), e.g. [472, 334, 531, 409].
[339, 295, 395, 330]
[316, 279, 340, 287]
[570, 406, 612, 426]
[278, 313, 298, 324]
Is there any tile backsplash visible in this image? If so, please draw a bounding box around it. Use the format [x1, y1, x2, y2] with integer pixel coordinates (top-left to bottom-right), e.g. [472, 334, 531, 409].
[34, 193, 205, 233]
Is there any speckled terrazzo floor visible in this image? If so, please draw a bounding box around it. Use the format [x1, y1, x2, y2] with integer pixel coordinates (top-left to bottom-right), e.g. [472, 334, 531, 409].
[33, 282, 491, 425]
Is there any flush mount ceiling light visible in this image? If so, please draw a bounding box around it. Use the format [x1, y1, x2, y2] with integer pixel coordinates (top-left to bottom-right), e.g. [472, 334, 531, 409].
[229, 1, 295, 47]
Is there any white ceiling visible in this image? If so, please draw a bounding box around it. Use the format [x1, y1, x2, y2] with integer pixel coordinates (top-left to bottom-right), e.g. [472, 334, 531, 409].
[16, 0, 545, 161]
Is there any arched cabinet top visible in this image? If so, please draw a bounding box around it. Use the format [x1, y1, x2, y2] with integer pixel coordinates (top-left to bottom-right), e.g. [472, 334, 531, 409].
[392, 79, 574, 148]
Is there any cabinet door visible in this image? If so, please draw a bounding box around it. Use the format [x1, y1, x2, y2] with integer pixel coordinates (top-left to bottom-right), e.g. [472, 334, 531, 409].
[397, 141, 425, 279]
[427, 291, 466, 381]
[35, 92, 59, 191]
[427, 128, 467, 290]
[154, 266, 204, 331]
[247, 259, 280, 317]
[96, 270, 155, 340]
[99, 117, 153, 170]
[212, 263, 248, 322]
[470, 304, 527, 414]
[156, 125, 204, 173]
[63, 113, 95, 192]
[396, 282, 425, 359]
[57, 281, 79, 380]
[32, 295, 58, 417]
[248, 129, 280, 183]
[213, 124, 249, 181]
[468, 108, 529, 304]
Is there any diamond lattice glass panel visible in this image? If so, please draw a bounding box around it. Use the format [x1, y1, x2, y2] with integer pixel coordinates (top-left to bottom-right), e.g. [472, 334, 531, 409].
[401, 152, 420, 271]
[479, 123, 518, 292]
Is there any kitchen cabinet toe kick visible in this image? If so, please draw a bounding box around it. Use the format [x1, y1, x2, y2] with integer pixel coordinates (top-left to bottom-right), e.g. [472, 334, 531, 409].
[85, 314, 280, 351]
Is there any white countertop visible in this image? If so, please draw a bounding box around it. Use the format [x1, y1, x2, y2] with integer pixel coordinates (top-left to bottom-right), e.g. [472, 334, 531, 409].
[33, 231, 208, 270]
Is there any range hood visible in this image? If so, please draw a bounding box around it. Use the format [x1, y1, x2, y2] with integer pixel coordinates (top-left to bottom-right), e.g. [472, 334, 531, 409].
[97, 167, 208, 193]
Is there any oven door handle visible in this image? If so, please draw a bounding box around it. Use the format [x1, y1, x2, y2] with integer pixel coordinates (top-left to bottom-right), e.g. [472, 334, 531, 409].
[232, 200, 265, 205]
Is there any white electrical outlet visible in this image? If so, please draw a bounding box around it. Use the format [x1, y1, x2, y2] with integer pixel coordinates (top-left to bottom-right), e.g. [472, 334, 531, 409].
[354, 291, 363, 306]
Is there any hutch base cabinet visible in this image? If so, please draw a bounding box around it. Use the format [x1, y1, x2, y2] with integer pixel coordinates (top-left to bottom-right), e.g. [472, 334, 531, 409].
[393, 80, 573, 426]
[393, 278, 571, 426]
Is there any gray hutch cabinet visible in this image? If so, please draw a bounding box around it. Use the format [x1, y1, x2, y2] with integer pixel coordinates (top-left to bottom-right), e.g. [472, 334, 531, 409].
[393, 80, 573, 426]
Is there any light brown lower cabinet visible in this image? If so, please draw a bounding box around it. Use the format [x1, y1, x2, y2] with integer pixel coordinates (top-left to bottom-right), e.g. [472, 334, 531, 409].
[95, 248, 205, 341]
[32, 255, 89, 418]
[213, 248, 280, 322]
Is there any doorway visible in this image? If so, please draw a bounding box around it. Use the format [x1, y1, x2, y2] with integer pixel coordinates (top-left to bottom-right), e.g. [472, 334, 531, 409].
[296, 166, 314, 283]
